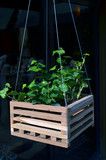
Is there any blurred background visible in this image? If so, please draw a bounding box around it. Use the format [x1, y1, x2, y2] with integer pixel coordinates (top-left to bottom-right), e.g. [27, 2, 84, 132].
[0, 0, 101, 159]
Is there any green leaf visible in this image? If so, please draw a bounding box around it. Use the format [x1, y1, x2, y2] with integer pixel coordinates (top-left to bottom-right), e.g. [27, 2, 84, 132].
[18, 92, 26, 101]
[73, 72, 79, 77]
[31, 60, 37, 65]
[22, 84, 27, 90]
[8, 91, 18, 96]
[46, 99, 52, 104]
[38, 63, 45, 68]
[27, 91, 35, 97]
[50, 93, 58, 98]
[77, 61, 82, 67]
[77, 82, 88, 99]
[5, 83, 11, 88]
[53, 48, 65, 56]
[59, 84, 68, 92]
[28, 66, 42, 72]
[51, 73, 59, 79]
[51, 85, 58, 91]
[0, 87, 9, 99]
[41, 87, 48, 94]
[41, 80, 48, 86]
[83, 53, 90, 56]
[50, 65, 57, 71]
[28, 80, 36, 89]
[56, 58, 61, 64]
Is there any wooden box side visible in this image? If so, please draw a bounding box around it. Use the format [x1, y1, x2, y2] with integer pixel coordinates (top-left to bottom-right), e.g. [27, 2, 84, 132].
[10, 101, 69, 148]
[67, 95, 94, 143]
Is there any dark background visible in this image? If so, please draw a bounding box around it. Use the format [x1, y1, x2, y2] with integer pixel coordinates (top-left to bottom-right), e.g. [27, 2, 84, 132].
[0, 0, 101, 159]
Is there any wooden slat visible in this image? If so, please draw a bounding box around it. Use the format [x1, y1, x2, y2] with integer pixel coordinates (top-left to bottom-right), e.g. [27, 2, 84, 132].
[72, 109, 84, 116]
[68, 95, 93, 113]
[61, 112, 68, 125]
[19, 130, 24, 134]
[70, 106, 93, 124]
[10, 101, 66, 113]
[70, 114, 93, 132]
[10, 104, 14, 128]
[11, 123, 67, 139]
[70, 121, 94, 142]
[30, 132, 35, 136]
[13, 117, 67, 131]
[11, 132, 68, 148]
[13, 109, 63, 122]
[40, 134, 46, 139]
[51, 136, 56, 141]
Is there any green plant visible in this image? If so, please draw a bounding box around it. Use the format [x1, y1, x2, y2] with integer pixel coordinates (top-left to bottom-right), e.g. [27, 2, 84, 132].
[0, 48, 90, 105]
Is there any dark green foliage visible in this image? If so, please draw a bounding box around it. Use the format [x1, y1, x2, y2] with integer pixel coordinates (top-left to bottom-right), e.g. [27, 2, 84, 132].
[0, 48, 90, 105]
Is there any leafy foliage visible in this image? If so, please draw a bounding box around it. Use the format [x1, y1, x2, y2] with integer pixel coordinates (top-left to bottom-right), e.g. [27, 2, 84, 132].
[0, 48, 90, 106]
[0, 83, 11, 99]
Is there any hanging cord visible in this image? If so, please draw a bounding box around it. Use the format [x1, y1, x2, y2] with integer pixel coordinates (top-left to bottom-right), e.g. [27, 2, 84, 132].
[45, 0, 48, 71]
[53, 0, 68, 106]
[15, 0, 32, 91]
[67, 0, 92, 95]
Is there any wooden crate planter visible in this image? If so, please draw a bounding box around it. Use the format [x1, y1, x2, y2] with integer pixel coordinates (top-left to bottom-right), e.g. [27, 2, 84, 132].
[10, 95, 94, 148]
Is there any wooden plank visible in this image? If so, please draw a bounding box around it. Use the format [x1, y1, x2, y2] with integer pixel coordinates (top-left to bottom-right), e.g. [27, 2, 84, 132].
[11, 123, 67, 139]
[12, 109, 63, 122]
[61, 112, 68, 125]
[10, 103, 14, 131]
[72, 109, 84, 116]
[71, 114, 93, 132]
[70, 107, 94, 124]
[39, 134, 46, 139]
[68, 95, 93, 113]
[13, 116, 67, 131]
[51, 136, 56, 141]
[70, 101, 93, 115]
[19, 129, 24, 134]
[30, 132, 35, 136]
[70, 121, 94, 142]
[11, 132, 68, 148]
[10, 101, 66, 113]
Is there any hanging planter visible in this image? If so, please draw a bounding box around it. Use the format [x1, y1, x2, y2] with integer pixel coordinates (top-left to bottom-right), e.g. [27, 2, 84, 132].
[0, 48, 94, 148]
[10, 95, 94, 148]
[0, 0, 94, 148]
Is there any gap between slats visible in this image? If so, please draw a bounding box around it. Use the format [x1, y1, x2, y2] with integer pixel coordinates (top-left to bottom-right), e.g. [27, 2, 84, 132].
[70, 106, 94, 124]
[10, 101, 66, 113]
[11, 123, 67, 139]
[70, 114, 94, 132]
[12, 109, 64, 122]
[70, 120, 94, 142]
